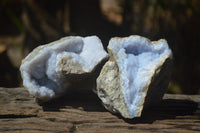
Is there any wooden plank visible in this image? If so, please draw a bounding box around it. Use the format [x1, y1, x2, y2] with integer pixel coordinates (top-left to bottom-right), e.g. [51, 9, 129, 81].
[0, 87, 200, 133]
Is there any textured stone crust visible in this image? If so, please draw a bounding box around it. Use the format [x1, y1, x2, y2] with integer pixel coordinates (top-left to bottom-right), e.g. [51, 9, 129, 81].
[20, 36, 108, 103]
[97, 35, 172, 119]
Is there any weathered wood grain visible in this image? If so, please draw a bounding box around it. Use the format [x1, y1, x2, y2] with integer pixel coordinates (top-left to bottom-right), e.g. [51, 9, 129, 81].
[0, 87, 200, 133]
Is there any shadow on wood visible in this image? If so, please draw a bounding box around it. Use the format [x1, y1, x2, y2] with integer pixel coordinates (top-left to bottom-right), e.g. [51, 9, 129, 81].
[41, 90, 107, 112]
[122, 99, 198, 124]
[41, 88, 199, 124]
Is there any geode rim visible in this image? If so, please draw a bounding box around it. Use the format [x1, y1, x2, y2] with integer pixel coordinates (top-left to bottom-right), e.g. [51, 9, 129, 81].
[96, 35, 172, 118]
[20, 36, 108, 103]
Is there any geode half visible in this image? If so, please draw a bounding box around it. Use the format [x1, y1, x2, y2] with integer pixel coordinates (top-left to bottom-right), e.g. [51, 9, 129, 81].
[20, 36, 108, 103]
[96, 35, 172, 118]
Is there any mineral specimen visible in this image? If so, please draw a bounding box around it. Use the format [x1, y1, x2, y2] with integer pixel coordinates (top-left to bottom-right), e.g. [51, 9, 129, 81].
[96, 35, 172, 118]
[20, 36, 108, 103]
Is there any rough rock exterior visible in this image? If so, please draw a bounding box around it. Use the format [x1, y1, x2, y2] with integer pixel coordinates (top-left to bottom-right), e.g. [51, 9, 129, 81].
[97, 35, 172, 118]
[20, 36, 108, 103]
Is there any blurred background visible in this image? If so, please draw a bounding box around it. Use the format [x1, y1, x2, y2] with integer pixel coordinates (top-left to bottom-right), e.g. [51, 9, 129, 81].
[0, 0, 200, 94]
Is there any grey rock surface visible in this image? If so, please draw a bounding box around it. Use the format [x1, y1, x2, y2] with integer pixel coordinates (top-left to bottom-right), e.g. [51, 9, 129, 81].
[20, 36, 108, 103]
[97, 35, 172, 118]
